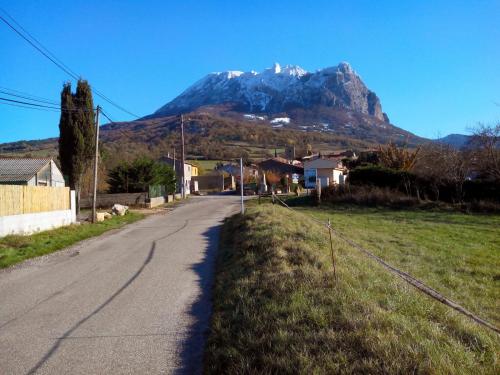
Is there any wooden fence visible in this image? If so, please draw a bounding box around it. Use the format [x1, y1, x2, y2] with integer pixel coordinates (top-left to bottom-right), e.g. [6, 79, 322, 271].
[0, 185, 70, 216]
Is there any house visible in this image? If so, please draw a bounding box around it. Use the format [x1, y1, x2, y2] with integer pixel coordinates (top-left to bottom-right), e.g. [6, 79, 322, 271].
[257, 157, 304, 176]
[0, 158, 65, 187]
[160, 156, 197, 195]
[304, 158, 347, 189]
[216, 163, 259, 179]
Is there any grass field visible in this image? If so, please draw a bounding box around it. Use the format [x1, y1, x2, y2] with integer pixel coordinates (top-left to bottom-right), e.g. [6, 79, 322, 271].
[288, 203, 500, 326]
[205, 204, 499, 374]
[0, 212, 144, 268]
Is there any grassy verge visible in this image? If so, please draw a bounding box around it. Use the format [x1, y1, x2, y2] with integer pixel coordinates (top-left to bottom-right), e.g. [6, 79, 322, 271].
[205, 204, 499, 374]
[0, 212, 144, 268]
[284, 201, 500, 326]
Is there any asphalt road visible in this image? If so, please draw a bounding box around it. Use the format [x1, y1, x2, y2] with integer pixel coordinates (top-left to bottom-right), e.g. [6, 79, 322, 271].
[0, 195, 241, 374]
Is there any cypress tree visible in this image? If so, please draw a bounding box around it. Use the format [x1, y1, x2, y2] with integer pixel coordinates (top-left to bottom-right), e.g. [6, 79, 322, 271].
[58, 80, 96, 213]
[58, 83, 74, 183]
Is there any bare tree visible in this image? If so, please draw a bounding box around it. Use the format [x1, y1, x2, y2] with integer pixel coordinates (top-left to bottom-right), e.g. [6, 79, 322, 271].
[470, 123, 500, 180]
[414, 143, 470, 202]
[378, 141, 420, 171]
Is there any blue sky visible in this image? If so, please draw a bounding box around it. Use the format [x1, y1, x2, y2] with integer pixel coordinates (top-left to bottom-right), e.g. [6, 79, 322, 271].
[1, 0, 499, 143]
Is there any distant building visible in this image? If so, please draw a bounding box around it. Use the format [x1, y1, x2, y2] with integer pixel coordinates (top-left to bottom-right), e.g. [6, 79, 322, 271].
[0, 158, 65, 187]
[258, 157, 304, 176]
[304, 158, 347, 189]
[160, 156, 197, 195]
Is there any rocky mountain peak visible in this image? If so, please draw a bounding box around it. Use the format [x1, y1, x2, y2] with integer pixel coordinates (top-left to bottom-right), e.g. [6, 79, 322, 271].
[152, 62, 389, 122]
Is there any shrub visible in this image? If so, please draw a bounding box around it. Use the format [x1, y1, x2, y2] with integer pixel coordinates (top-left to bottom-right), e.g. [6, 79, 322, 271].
[321, 185, 420, 207]
[107, 157, 176, 194]
[348, 165, 412, 190]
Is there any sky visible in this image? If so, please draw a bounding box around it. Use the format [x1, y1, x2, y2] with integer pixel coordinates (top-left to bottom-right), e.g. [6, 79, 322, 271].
[0, 0, 499, 143]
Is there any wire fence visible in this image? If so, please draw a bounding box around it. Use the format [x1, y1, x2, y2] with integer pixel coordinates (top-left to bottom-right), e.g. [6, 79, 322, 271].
[271, 193, 500, 335]
[148, 185, 166, 199]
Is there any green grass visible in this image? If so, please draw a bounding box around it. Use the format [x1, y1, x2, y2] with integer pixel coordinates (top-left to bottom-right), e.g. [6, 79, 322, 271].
[289, 203, 500, 327]
[205, 204, 499, 374]
[0, 212, 144, 268]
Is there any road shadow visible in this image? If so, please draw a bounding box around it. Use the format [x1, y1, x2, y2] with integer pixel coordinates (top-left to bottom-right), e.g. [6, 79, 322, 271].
[174, 222, 222, 375]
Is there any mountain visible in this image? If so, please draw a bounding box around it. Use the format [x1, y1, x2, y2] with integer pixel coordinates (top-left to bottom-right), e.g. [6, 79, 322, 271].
[152, 62, 389, 122]
[1, 62, 428, 163]
[435, 134, 472, 149]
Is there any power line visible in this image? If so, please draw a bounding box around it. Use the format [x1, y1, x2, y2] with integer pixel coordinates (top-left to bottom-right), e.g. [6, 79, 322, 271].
[0, 97, 95, 112]
[0, 100, 60, 113]
[100, 109, 134, 139]
[0, 89, 59, 106]
[0, 8, 80, 79]
[0, 13, 80, 81]
[0, 85, 60, 105]
[0, 96, 61, 110]
[0, 7, 141, 119]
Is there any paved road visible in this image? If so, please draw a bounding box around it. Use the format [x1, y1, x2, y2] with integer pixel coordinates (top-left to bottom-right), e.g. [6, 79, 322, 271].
[0, 195, 240, 374]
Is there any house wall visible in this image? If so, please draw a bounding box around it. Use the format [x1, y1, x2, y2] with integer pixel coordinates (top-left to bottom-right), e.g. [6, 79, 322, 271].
[0, 190, 76, 236]
[35, 163, 51, 186]
[192, 175, 234, 191]
[333, 169, 345, 184]
[50, 160, 65, 187]
[304, 169, 317, 189]
[27, 161, 65, 187]
[304, 168, 346, 188]
[317, 168, 333, 180]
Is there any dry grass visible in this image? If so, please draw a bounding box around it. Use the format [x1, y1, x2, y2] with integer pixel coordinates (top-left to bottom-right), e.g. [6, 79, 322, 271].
[205, 204, 499, 374]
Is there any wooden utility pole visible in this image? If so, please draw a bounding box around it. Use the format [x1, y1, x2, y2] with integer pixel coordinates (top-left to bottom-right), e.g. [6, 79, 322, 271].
[172, 148, 176, 193]
[180, 114, 186, 199]
[240, 157, 244, 214]
[91, 106, 100, 223]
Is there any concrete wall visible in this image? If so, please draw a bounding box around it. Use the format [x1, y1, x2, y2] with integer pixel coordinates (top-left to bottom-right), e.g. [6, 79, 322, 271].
[80, 192, 148, 208]
[0, 190, 76, 236]
[148, 196, 165, 208]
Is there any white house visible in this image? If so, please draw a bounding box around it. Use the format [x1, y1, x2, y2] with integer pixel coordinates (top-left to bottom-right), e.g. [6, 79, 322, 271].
[160, 156, 198, 195]
[304, 158, 347, 189]
[0, 158, 65, 186]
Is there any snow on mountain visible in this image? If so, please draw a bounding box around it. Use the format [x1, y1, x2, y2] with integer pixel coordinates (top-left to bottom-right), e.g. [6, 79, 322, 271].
[270, 117, 291, 124]
[153, 62, 388, 122]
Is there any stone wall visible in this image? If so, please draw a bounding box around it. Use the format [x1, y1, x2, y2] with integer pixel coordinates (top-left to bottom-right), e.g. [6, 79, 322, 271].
[80, 192, 148, 208]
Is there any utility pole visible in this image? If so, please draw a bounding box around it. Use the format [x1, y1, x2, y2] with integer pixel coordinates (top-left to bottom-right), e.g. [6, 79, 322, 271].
[91, 106, 100, 223]
[172, 148, 176, 193]
[240, 157, 244, 214]
[180, 114, 186, 199]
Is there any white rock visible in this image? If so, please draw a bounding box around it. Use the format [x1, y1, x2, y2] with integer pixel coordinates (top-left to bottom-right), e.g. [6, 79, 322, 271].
[112, 204, 129, 216]
[96, 212, 106, 222]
